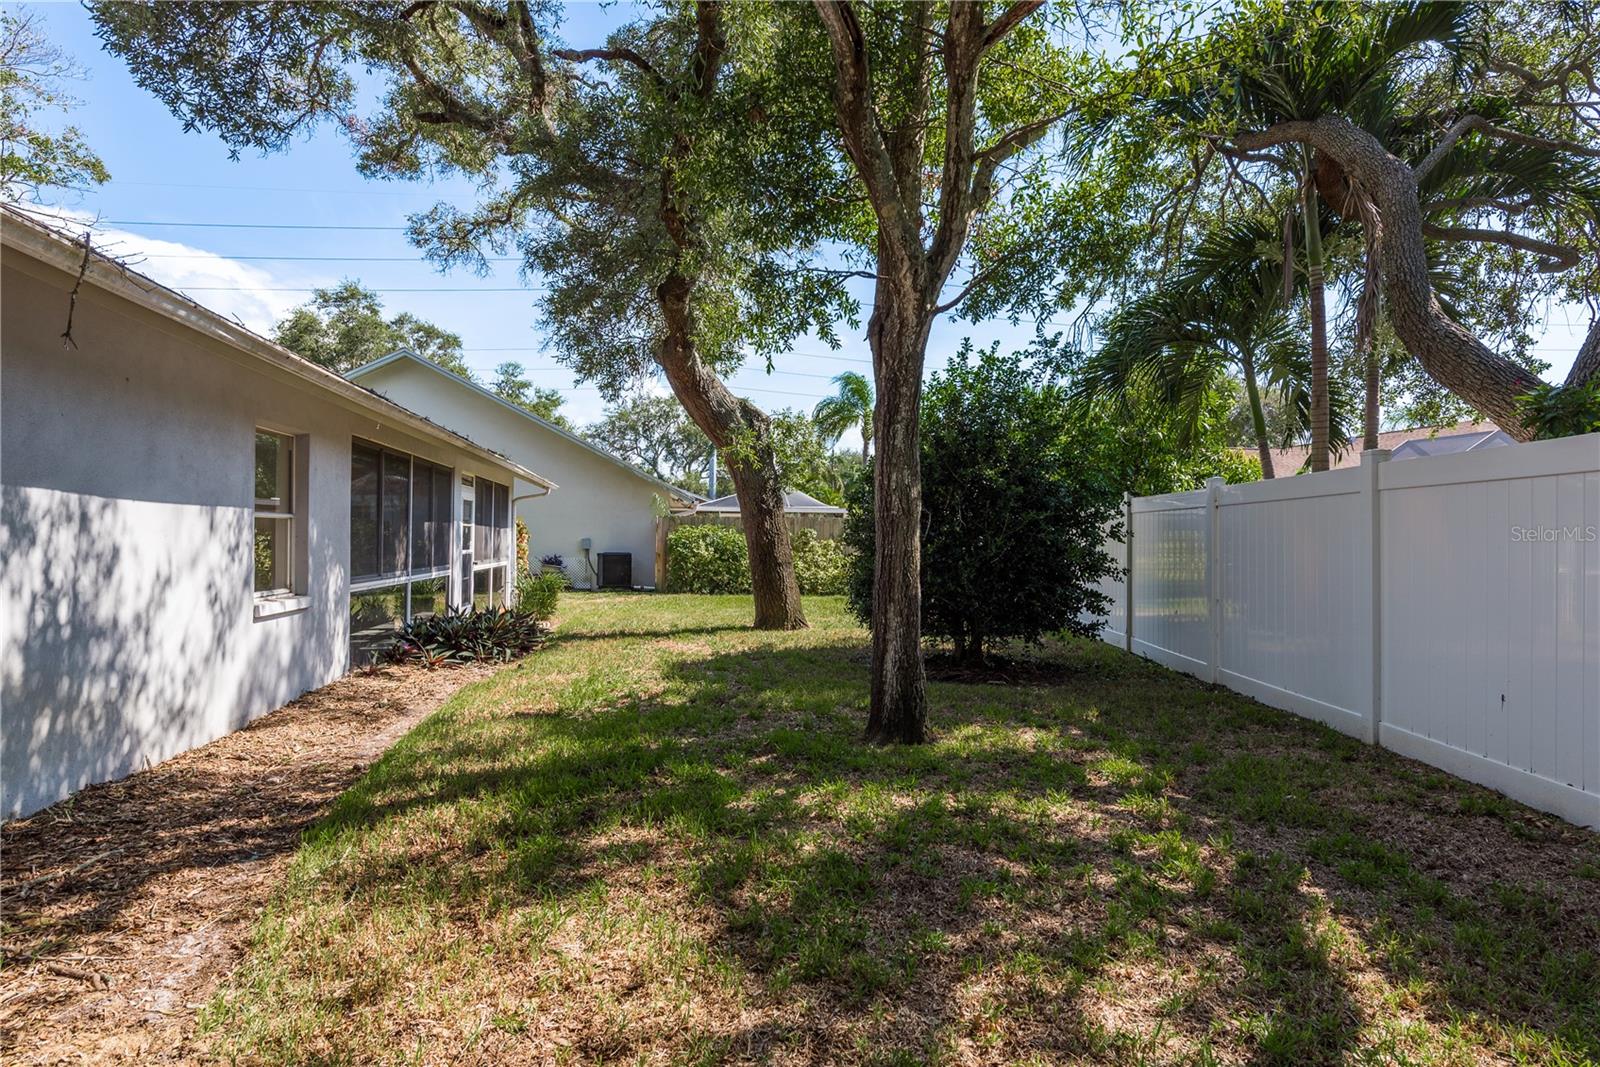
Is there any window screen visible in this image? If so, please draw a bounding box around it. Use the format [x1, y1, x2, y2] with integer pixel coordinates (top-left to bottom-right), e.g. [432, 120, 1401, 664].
[350, 441, 381, 581]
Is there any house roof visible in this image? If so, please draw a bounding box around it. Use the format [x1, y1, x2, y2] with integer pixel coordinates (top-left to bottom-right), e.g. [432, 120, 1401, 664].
[695, 490, 846, 514]
[346, 349, 703, 508]
[1, 206, 553, 489]
[1255, 420, 1508, 476]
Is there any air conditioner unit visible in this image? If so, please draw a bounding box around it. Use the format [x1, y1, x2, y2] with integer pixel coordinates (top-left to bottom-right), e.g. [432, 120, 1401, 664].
[597, 552, 633, 589]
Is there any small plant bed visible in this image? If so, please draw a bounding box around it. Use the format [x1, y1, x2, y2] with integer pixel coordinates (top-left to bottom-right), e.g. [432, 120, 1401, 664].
[202, 596, 1598, 1065]
[384, 606, 552, 667]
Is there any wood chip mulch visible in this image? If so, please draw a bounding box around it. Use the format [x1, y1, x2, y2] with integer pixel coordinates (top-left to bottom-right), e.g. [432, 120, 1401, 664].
[0, 662, 494, 1065]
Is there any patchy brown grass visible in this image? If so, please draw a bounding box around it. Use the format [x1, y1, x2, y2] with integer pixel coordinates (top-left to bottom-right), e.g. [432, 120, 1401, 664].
[0, 661, 495, 1064]
[27, 593, 1598, 1065]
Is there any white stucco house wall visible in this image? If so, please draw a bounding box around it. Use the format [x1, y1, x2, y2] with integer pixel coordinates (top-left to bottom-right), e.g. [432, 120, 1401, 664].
[1, 210, 552, 818]
[347, 350, 699, 589]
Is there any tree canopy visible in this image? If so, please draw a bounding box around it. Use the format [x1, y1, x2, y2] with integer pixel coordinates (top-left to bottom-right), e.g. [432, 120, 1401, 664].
[490, 361, 570, 428]
[272, 280, 471, 377]
[0, 8, 108, 200]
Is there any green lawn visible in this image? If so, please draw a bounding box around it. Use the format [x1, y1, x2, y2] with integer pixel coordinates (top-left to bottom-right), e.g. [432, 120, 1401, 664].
[206, 594, 1600, 1066]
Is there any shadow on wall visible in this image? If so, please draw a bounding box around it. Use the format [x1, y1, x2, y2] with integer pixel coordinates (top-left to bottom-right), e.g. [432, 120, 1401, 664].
[1, 485, 342, 817]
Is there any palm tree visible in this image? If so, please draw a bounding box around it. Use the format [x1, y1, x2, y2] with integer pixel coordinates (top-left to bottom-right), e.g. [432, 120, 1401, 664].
[813, 371, 874, 464]
[1077, 215, 1353, 477]
[1149, 2, 1470, 469]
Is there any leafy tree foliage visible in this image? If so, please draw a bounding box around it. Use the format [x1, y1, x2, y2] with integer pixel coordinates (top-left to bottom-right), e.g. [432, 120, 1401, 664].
[762, 410, 848, 506]
[1076, 212, 1356, 478]
[91, 0, 854, 631]
[1061, 0, 1600, 444]
[843, 346, 1124, 666]
[585, 393, 711, 491]
[0, 9, 108, 200]
[272, 280, 471, 376]
[490, 361, 570, 428]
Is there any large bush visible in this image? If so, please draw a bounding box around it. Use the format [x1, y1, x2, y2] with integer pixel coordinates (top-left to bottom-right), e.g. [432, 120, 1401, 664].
[665, 524, 752, 594]
[666, 522, 849, 595]
[791, 527, 850, 595]
[844, 348, 1123, 664]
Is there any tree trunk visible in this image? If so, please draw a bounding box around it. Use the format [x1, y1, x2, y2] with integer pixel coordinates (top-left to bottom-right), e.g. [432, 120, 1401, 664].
[864, 282, 931, 744]
[1239, 347, 1275, 479]
[1302, 160, 1331, 472]
[1237, 117, 1542, 439]
[724, 452, 807, 629]
[1567, 317, 1600, 389]
[656, 271, 806, 630]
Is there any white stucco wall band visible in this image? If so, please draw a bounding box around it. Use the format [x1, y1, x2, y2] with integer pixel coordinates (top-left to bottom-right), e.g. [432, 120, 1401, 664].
[354, 359, 674, 589]
[1, 249, 522, 817]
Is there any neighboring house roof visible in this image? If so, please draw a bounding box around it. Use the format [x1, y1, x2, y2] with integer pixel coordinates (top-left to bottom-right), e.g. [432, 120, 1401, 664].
[1388, 425, 1515, 460]
[346, 348, 701, 509]
[695, 490, 846, 514]
[1255, 420, 1509, 475]
[1, 207, 553, 489]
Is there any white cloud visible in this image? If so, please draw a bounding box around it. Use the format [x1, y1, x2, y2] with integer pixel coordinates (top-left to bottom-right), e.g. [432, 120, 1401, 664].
[23, 205, 328, 335]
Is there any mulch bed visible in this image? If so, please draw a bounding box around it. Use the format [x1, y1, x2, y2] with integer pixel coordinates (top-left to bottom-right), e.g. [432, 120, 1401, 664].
[0, 662, 494, 1065]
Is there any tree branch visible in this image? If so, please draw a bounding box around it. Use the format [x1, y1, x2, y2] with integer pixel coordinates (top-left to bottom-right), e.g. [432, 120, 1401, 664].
[1420, 222, 1581, 271]
[400, 52, 506, 136]
[1416, 113, 1600, 183]
[980, 1, 1045, 53]
[813, 0, 923, 263]
[552, 46, 666, 88]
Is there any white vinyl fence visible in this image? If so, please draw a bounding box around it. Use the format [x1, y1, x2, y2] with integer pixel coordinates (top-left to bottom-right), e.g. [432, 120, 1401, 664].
[1091, 432, 1600, 830]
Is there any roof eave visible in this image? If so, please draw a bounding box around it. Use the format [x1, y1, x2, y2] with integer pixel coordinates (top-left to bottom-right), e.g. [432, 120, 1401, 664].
[347, 348, 700, 505]
[2, 210, 555, 490]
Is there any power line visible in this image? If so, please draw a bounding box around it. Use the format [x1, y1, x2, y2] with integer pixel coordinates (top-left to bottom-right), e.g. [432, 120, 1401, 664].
[180, 285, 542, 293]
[142, 253, 524, 263]
[105, 219, 410, 230]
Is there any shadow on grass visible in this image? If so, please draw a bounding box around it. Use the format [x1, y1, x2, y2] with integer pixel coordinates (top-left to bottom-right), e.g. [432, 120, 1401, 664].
[257, 624, 1599, 1064]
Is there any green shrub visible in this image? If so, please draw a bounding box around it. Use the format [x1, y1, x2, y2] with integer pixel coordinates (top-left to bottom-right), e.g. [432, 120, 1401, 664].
[665, 522, 850, 595]
[792, 527, 849, 595]
[1518, 380, 1600, 439]
[515, 568, 566, 620]
[384, 608, 550, 666]
[844, 347, 1122, 664]
[665, 524, 751, 594]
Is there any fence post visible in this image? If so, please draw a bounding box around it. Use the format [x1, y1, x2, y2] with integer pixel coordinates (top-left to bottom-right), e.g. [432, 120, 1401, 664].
[1124, 492, 1135, 653]
[1357, 449, 1390, 744]
[1205, 476, 1224, 685]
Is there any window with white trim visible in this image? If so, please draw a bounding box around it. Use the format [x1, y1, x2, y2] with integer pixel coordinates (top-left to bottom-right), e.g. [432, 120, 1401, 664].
[254, 430, 295, 596]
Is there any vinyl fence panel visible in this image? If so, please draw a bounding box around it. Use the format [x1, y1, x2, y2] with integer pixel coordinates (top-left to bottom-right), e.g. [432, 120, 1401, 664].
[1087, 432, 1600, 830]
[1214, 467, 1368, 738]
[1130, 491, 1211, 674]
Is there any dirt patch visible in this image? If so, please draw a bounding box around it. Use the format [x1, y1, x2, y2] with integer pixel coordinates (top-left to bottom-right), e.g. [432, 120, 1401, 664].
[0, 662, 494, 1064]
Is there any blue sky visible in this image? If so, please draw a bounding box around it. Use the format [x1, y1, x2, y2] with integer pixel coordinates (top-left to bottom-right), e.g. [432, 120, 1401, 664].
[19, 1, 1590, 444]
